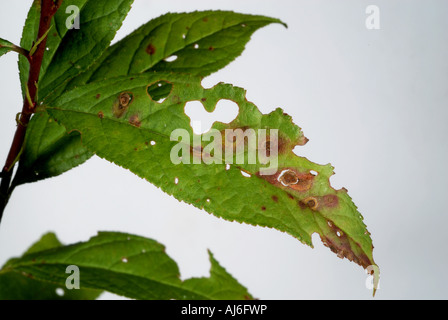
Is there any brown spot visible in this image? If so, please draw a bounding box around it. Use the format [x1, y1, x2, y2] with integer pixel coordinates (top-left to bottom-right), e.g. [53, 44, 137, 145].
[146, 43, 156, 55]
[323, 194, 339, 208]
[201, 98, 207, 102]
[287, 193, 294, 200]
[52, 32, 57, 37]
[113, 92, 133, 118]
[74, 154, 79, 159]
[95, 93, 101, 99]
[301, 196, 318, 210]
[261, 206, 266, 211]
[209, 46, 214, 51]
[258, 168, 314, 192]
[271, 195, 278, 203]
[119, 92, 131, 107]
[203, 17, 208, 22]
[98, 111, 104, 119]
[320, 222, 374, 269]
[281, 171, 297, 184]
[129, 114, 141, 127]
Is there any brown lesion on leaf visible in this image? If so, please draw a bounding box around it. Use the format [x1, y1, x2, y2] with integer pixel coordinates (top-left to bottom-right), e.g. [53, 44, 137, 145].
[320, 221, 373, 269]
[113, 92, 133, 118]
[261, 168, 315, 192]
[146, 43, 156, 55]
[323, 194, 339, 208]
[271, 195, 278, 203]
[97, 111, 104, 119]
[129, 114, 141, 127]
[301, 196, 318, 210]
[298, 194, 339, 211]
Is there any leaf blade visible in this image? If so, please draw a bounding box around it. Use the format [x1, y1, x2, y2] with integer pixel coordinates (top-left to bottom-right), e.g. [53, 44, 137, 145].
[45, 73, 377, 274]
[0, 233, 102, 300]
[2, 232, 253, 300]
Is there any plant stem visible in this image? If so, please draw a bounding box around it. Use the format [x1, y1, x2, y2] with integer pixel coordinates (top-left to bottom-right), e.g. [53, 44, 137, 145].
[0, 0, 63, 225]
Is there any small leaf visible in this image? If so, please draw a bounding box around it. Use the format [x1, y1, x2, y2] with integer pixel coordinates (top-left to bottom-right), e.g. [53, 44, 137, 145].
[45, 73, 377, 275]
[0, 38, 16, 57]
[0, 233, 101, 300]
[1, 232, 253, 300]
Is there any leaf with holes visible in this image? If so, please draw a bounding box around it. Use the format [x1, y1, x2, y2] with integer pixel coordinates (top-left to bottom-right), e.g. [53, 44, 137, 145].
[44, 72, 378, 290]
[0, 233, 102, 300]
[0, 232, 253, 300]
[58, 11, 286, 95]
[16, 8, 283, 186]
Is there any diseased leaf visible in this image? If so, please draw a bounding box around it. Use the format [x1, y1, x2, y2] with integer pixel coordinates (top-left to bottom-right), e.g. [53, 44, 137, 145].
[45, 73, 378, 279]
[17, 9, 282, 186]
[59, 11, 286, 94]
[0, 233, 101, 300]
[1, 232, 252, 300]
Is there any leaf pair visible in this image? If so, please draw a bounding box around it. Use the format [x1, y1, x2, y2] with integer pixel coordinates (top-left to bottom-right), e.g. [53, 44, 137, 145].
[0, 232, 251, 300]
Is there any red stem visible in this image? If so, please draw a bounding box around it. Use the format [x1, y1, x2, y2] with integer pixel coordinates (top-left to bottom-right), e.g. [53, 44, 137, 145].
[0, 0, 63, 222]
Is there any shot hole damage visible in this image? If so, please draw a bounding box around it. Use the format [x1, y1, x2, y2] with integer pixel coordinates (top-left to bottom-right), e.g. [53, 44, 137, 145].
[147, 80, 173, 103]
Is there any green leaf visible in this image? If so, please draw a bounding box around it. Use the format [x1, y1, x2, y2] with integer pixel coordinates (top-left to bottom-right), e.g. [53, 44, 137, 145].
[18, 0, 134, 102]
[45, 73, 378, 277]
[0, 38, 16, 57]
[1, 232, 253, 300]
[17, 9, 281, 187]
[0, 233, 101, 300]
[60, 11, 286, 94]
[13, 111, 93, 185]
[15, 0, 133, 185]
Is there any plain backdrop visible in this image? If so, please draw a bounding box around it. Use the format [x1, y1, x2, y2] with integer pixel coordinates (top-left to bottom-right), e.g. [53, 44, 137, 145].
[1, 0, 447, 300]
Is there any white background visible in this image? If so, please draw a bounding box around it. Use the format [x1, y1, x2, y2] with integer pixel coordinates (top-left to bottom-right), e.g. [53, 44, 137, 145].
[1, 0, 447, 299]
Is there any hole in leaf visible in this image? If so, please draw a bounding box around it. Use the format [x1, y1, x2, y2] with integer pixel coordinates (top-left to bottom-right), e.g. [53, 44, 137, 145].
[310, 170, 318, 176]
[174, 177, 179, 184]
[55, 288, 64, 296]
[147, 80, 173, 103]
[225, 164, 231, 170]
[150, 141, 156, 146]
[185, 99, 238, 134]
[122, 257, 128, 263]
[164, 55, 178, 62]
[194, 43, 199, 49]
[241, 170, 251, 178]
